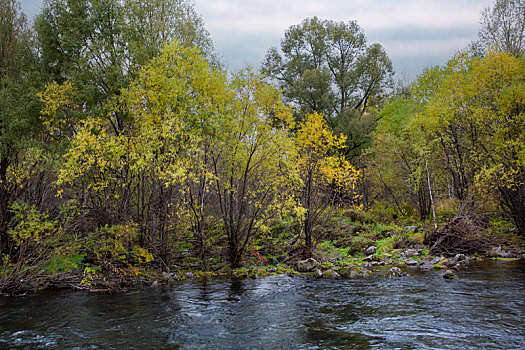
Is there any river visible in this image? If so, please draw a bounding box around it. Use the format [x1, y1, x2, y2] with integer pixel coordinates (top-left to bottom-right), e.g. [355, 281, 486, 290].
[1, 260, 524, 349]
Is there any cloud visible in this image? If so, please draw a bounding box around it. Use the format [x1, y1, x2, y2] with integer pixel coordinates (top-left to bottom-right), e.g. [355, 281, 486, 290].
[194, 0, 492, 78]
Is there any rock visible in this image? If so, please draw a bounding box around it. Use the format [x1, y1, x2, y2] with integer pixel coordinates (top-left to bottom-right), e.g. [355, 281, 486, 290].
[150, 281, 159, 288]
[338, 266, 372, 278]
[363, 254, 375, 262]
[454, 254, 466, 262]
[430, 256, 445, 265]
[443, 258, 457, 268]
[458, 257, 470, 267]
[401, 249, 419, 258]
[365, 245, 377, 254]
[184, 272, 194, 279]
[419, 260, 434, 270]
[406, 259, 418, 266]
[315, 269, 323, 278]
[387, 267, 408, 278]
[251, 274, 258, 279]
[443, 270, 458, 279]
[403, 226, 418, 232]
[296, 258, 321, 272]
[488, 246, 514, 258]
[321, 269, 341, 279]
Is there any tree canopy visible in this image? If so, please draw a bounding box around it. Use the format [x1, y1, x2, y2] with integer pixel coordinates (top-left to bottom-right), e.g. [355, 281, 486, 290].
[262, 17, 393, 157]
[475, 0, 525, 56]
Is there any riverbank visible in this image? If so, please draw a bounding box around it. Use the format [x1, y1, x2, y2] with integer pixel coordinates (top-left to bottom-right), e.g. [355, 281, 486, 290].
[3, 244, 524, 296]
[2, 208, 524, 295]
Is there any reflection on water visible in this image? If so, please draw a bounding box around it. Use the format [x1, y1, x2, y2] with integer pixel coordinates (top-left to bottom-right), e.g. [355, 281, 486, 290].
[1, 260, 524, 349]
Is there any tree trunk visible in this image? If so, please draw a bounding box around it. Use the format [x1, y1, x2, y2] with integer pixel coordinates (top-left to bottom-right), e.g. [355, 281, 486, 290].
[304, 215, 312, 258]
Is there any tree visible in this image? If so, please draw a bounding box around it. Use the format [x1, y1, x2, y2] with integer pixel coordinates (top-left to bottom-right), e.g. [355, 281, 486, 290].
[262, 17, 393, 157]
[210, 70, 297, 267]
[414, 51, 525, 234]
[53, 42, 225, 262]
[476, 0, 525, 56]
[35, 0, 217, 132]
[295, 112, 360, 256]
[0, 0, 43, 255]
[371, 97, 433, 220]
[123, 0, 217, 72]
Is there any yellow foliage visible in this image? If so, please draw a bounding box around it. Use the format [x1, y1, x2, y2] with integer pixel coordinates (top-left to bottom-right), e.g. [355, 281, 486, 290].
[296, 112, 360, 201]
[39, 80, 80, 136]
[8, 202, 56, 245]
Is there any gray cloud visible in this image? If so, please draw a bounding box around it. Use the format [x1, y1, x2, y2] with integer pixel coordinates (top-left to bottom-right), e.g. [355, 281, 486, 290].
[194, 0, 492, 80]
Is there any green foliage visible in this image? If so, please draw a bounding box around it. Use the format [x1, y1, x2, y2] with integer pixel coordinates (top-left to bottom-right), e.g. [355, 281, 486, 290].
[42, 254, 84, 274]
[370, 97, 432, 220]
[417, 51, 525, 233]
[0, 0, 45, 256]
[262, 16, 393, 157]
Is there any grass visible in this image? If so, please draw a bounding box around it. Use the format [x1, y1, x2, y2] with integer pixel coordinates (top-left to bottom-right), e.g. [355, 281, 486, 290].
[41, 254, 85, 274]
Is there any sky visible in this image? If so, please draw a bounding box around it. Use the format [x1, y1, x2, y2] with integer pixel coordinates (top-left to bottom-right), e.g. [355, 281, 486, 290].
[20, 0, 494, 81]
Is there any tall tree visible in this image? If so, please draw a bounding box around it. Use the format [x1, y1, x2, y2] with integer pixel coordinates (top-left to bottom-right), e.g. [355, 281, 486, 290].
[0, 0, 42, 254]
[262, 17, 393, 157]
[211, 70, 297, 267]
[475, 0, 525, 56]
[123, 0, 217, 72]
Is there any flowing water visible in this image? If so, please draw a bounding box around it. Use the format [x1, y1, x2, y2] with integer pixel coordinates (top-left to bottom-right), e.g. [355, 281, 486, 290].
[1, 260, 524, 349]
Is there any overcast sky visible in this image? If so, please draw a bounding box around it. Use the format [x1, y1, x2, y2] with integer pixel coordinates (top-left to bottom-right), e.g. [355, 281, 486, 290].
[20, 0, 493, 81]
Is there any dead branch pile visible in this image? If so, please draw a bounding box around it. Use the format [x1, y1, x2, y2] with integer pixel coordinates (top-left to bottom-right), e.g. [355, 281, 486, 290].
[425, 216, 492, 256]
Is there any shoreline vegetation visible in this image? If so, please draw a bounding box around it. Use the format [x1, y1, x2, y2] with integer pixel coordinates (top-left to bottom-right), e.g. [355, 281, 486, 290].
[2, 207, 524, 295]
[1, 0, 525, 296]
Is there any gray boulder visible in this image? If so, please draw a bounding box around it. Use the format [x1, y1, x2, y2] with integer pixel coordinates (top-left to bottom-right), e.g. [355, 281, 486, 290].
[419, 260, 434, 270]
[296, 258, 320, 272]
[365, 245, 377, 255]
[387, 267, 408, 278]
[338, 266, 372, 278]
[443, 270, 458, 279]
[406, 259, 418, 266]
[321, 269, 341, 279]
[454, 254, 466, 262]
[430, 256, 445, 265]
[488, 246, 513, 258]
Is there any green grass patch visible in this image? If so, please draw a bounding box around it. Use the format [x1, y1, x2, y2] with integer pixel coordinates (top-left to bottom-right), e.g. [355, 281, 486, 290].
[41, 254, 85, 274]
